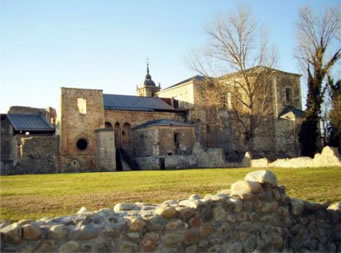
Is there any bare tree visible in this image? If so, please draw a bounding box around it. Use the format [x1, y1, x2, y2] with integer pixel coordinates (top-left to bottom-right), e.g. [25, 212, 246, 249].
[188, 7, 277, 153]
[296, 5, 341, 156]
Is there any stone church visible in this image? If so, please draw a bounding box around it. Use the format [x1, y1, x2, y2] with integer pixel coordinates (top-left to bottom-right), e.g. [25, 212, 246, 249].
[0, 65, 303, 173]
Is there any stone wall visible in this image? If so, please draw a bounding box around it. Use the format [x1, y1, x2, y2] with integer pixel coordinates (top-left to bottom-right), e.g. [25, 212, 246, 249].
[59, 88, 105, 171]
[247, 146, 341, 168]
[1, 136, 59, 175]
[1, 170, 340, 252]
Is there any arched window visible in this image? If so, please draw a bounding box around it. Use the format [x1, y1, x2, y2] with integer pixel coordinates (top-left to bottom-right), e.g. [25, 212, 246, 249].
[105, 122, 113, 129]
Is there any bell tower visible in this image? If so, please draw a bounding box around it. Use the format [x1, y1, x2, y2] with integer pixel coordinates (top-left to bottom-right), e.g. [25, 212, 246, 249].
[137, 59, 160, 97]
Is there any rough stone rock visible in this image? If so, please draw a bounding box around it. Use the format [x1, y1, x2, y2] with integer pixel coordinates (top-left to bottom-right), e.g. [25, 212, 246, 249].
[278, 206, 289, 217]
[261, 201, 279, 213]
[163, 232, 183, 246]
[227, 241, 242, 253]
[17, 219, 34, 226]
[245, 170, 278, 186]
[50, 224, 68, 240]
[189, 215, 201, 228]
[119, 241, 138, 253]
[74, 224, 100, 240]
[22, 223, 42, 240]
[291, 198, 304, 215]
[77, 207, 88, 214]
[183, 229, 200, 245]
[166, 219, 185, 231]
[230, 198, 243, 212]
[114, 203, 139, 213]
[0, 223, 22, 243]
[185, 245, 198, 253]
[141, 232, 159, 252]
[35, 240, 55, 252]
[155, 206, 176, 219]
[315, 146, 341, 167]
[179, 199, 202, 209]
[200, 223, 213, 238]
[231, 180, 262, 196]
[213, 206, 226, 222]
[127, 232, 140, 240]
[162, 200, 178, 206]
[58, 241, 79, 253]
[188, 194, 202, 200]
[128, 217, 145, 232]
[146, 215, 165, 231]
[176, 207, 196, 220]
[327, 202, 341, 211]
[243, 235, 257, 252]
[241, 152, 252, 167]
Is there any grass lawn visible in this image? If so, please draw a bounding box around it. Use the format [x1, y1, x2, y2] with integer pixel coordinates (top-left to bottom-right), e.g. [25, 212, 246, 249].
[0, 167, 340, 221]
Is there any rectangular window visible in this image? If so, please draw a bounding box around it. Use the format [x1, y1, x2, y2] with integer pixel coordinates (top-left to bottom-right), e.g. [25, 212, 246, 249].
[285, 88, 292, 103]
[77, 98, 87, 114]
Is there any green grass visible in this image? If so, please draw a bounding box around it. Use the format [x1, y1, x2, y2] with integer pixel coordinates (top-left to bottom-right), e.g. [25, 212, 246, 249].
[1, 167, 340, 221]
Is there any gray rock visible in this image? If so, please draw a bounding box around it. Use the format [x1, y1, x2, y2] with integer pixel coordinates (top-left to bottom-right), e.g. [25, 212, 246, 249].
[213, 206, 226, 221]
[1, 223, 22, 243]
[291, 198, 304, 215]
[231, 180, 262, 196]
[163, 232, 183, 246]
[155, 206, 176, 218]
[188, 194, 202, 200]
[58, 241, 79, 253]
[22, 223, 42, 240]
[146, 215, 165, 231]
[49, 224, 68, 240]
[119, 241, 138, 253]
[243, 235, 257, 252]
[245, 170, 278, 186]
[74, 224, 100, 240]
[179, 199, 203, 209]
[113, 203, 139, 213]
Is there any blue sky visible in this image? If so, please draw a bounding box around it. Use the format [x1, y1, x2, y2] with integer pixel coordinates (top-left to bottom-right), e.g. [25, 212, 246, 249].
[0, 0, 339, 113]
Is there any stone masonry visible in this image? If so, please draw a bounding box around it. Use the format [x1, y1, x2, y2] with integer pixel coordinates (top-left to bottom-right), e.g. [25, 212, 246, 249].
[1, 170, 340, 252]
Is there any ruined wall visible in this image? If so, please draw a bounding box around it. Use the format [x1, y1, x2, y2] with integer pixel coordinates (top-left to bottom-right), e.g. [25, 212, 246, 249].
[135, 155, 197, 170]
[1, 170, 340, 253]
[60, 88, 105, 172]
[1, 136, 60, 175]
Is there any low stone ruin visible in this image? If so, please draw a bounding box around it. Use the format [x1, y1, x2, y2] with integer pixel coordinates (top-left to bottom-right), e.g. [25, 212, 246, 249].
[246, 146, 341, 168]
[1, 170, 340, 252]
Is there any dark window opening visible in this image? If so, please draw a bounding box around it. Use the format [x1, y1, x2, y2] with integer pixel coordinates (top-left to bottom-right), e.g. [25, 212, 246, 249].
[77, 138, 88, 151]
[122, 131, 125, 136]
[285, 88, 292, 102]
[174, 133, 180, 144]
[173, 99, 179, 109]
[168, 153, 173, 155]
[105, 122, 113, 129]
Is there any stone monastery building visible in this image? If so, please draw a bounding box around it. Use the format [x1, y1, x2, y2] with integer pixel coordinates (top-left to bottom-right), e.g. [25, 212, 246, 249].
[0, 65, 303, 173]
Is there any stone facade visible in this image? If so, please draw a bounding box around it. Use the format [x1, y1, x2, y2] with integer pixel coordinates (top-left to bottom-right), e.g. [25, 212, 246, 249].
[1, 170, 340, 252]
[1, 66, 308, 173]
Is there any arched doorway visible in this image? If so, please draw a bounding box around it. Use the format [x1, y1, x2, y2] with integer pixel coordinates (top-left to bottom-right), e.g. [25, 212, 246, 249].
[114, 122, 121, 148]
[121, 122, 132, 151]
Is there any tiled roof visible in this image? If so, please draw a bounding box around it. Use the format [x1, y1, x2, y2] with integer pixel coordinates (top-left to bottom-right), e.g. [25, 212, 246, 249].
[103, 94, 176, 112]
[279, 106, 304, 118]
[7, 114, 55, 132]
[133, 119, 194, 130]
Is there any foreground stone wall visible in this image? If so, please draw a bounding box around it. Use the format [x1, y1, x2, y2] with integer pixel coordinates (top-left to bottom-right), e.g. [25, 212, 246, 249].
[1, 170, 340, 252]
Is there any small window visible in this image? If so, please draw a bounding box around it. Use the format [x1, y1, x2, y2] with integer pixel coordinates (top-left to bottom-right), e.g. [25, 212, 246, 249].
[77, 98, 87, 114]
[76, 138, 88, 151]
[285, 88, 292, 103]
